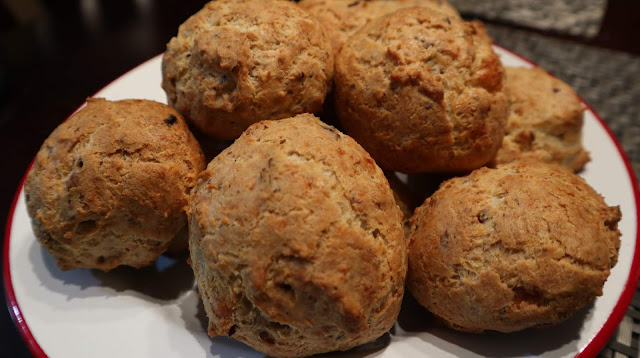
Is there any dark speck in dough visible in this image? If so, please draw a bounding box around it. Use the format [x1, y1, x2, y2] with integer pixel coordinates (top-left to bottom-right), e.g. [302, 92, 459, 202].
[164, 115, 178, 126]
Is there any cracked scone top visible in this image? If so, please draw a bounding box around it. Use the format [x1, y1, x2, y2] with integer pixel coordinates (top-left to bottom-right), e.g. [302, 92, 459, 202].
[335, 7, 509, 173]
[298, 0, 460, 56]
[188, 114, 407, 357]
[24, 98, 205, 271]
[162, 0, 334, 140]
[407, 159, 621, 333]
[491, 66, 590, 171]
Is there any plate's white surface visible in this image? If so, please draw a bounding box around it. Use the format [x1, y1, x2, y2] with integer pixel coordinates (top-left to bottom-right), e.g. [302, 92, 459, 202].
[6, 48, 639, 358]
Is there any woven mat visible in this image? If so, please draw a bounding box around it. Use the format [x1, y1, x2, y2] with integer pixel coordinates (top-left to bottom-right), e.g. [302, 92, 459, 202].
[450, 0, 607, 37]
[486, 24, 640, 358]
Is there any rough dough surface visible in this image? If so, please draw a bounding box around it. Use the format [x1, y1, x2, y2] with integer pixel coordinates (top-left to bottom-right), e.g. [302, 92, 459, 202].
[491, 66, 590, 171]
[334, 7, 509, 173]
[188, 114, 406, 357]
[162, 0, 334, 139]
[298, 0, 460, 56]
[25, 98, 205, 271]
[407, 159, 621, 332]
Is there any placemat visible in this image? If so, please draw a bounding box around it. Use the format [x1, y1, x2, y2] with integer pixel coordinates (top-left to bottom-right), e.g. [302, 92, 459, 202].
[450, 0, 607, 37]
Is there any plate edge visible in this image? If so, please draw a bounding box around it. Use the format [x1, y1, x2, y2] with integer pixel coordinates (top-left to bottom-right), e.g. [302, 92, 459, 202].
[3, 160, 47, 358]
[3, 47, 639, 358]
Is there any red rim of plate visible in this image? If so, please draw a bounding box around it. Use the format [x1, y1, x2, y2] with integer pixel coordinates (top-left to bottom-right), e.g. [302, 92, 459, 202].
[3, 47, 640, 358]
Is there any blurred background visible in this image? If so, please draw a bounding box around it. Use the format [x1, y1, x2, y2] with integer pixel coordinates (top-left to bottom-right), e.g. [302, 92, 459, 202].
[0, 1, 639, 357]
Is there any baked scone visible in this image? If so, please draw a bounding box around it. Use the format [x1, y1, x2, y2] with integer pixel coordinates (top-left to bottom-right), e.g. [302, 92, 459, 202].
[334, 7, 509, 173]
[189, 114, 406, 357]
[25, 98, 205, 271]
[407, 159, 621, 333]
[162, 0, 333, 140]
[298, 0, 460, 56]
[491, 66, 590, 171]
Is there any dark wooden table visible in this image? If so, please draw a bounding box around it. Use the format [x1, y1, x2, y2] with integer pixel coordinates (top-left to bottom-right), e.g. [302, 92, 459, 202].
[1, 1, 639, 357]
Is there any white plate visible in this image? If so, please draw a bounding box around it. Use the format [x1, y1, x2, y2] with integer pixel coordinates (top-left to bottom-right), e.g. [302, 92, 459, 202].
[4, 47, 639, 358]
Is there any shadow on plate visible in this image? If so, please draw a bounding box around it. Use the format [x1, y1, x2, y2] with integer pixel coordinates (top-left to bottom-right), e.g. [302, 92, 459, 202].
[405, 172, 463, 207]
[33, 239, 194, 303]
[316, 332, 391, 358]
[195, 289, 209, 332]
[209, 336, 264, 358]
[172, 289, 265, 358]
[188, 124, 233, 163]
[396, 292, 590, 357]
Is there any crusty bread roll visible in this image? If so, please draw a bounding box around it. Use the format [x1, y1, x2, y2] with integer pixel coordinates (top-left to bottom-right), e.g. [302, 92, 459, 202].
[25, 98, 205, 271]
[162, 0, 333, 139]
[188, 114, 407, 357]
[491, 66, 590, 171]
[298, 0, 460, 56]
[408, 159, 621, 332]
[335, 7, 509, 173]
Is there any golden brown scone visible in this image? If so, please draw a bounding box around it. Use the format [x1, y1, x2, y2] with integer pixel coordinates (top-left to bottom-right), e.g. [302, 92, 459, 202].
[162, 0, 333, 140]
[334, 7, 509, 173]
[189, 114, 407, 357]
[298, 0, 460, 56]
[407, 159, 621, 333]
[491, 66, 590, 171]
[25, 98, 205, 271]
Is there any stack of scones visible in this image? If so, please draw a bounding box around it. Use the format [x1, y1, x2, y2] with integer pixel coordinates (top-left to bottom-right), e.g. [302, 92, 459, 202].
[25, 1, 621, 357]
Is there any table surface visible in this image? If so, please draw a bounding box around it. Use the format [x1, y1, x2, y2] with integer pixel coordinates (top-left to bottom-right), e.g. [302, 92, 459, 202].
[1, 1, 639, 357]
